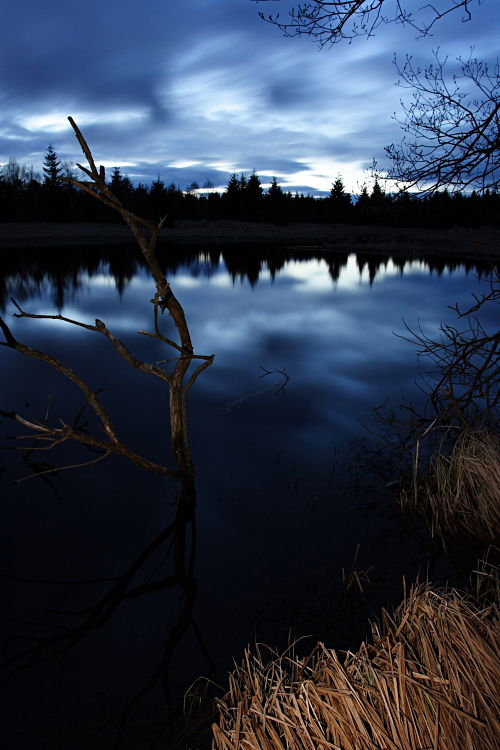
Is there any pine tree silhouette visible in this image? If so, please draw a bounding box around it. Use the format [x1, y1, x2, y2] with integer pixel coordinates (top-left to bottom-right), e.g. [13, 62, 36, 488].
[329, 177, 352, 222]
[43, 145, 62, 186]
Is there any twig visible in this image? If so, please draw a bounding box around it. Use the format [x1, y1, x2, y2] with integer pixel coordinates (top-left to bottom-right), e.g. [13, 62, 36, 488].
[16, 451, 111, 483]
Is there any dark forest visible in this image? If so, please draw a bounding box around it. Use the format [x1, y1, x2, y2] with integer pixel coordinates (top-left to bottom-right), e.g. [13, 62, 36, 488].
[2, 147, 499, 229]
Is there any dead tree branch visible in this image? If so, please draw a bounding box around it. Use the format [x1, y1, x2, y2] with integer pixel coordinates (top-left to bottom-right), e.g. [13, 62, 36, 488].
[1, 118, 214, 486]
[254, 0, 481, 47]
[64, 117, 197, 357]
[386, 52, 500, 193]
[369, 274, 499, 464]
[0, 118, 217, 747]
[0, 319, 181, 480]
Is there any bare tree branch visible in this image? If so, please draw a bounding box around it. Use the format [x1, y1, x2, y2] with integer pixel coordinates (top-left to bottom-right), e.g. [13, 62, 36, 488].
[0, 118, 218, 746]
[385, 52, 500, 193]
[16, 451, 111, 484]
[254, 0, 482, 47]
[0, 117, 215, 489]
[255, 4, 496, 194]
[450, 274, 500, 317]
[64, 118, 180, 329]
[0, 315, 182, 480]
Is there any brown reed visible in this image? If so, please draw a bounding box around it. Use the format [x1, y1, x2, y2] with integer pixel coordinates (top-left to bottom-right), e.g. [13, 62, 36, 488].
[212, 583, 499, 750]
[404, 429, 500, 541]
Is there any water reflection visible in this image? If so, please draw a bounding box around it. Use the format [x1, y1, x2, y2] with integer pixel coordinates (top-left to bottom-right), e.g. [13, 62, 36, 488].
[0, 236, 216, 746]
[0, 246, 497, 749]
[1, 507, 211, 746]
[1, 244, 497, 311]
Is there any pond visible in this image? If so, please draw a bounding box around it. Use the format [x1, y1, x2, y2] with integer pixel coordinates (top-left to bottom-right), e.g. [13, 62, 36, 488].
[0, 244, 497, 749]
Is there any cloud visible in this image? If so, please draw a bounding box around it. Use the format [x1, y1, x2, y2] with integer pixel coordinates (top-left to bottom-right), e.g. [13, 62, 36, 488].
[1, 0, 496, 193]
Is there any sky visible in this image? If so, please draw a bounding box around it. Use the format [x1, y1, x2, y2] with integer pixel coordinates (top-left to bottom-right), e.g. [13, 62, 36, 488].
[1, 0, 498, 195]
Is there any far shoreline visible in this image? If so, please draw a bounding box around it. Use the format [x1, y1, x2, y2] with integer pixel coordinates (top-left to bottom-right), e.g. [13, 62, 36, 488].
[0, 220, 499, 260]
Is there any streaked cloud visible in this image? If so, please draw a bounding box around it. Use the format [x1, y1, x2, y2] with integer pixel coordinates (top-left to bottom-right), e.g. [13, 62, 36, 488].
[0, 0, 496, 193]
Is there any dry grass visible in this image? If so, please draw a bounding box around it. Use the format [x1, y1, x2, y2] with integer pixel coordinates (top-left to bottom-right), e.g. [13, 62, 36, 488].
[470, 552, 500, 604]
[212, 583, 499, 750]
[341, 544, 377, 595]
[403, 429, 500, 541]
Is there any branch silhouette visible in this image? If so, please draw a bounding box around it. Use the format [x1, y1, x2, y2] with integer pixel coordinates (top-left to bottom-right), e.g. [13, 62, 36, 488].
[0, 117, 217, 747]
[0, 118, 215, 485]
[255, 0, 479, 47]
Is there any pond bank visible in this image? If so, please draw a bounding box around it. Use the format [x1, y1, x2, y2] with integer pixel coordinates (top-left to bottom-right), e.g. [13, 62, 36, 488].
[1, 220, 499, 259]
[212, 582, 499, 750]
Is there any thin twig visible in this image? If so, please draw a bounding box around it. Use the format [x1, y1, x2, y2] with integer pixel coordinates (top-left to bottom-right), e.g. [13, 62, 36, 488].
[16, 451, 111, 483]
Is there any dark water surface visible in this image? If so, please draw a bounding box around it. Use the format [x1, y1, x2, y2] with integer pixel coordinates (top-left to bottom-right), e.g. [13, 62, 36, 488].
[0, 246, 497, 749]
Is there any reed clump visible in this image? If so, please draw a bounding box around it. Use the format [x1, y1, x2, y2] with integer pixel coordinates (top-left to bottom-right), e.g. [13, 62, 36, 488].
[212, 583, 499, 750]
[403, 428, 500, 541]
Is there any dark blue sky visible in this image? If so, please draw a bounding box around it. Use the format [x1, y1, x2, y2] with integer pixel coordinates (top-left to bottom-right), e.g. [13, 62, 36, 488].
[1, 1, 497, 194]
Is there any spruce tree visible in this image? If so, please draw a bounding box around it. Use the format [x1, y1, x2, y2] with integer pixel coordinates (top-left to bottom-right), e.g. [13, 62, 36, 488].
[244, 171, 263, 220]
[224, 173, 241, 218]
[246, 172, 263, 199]
[355, 185, 370, 224]
[149, 177, 167, 219]
[109, 167, 133, 206]
[110, 166, 124, 191]
[369, 180, 389, 221]
[266, 177, 287, 224]
[42, 145, 66, 219]
[329, 177, 352, 222]
[267, 176, 283, 199]
[43, 145, 62, 186]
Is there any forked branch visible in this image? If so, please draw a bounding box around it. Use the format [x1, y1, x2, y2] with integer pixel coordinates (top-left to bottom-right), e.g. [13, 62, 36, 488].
[0, 319, 182, 480]
[64, 117, 200, 358]
[255, 0, 479, 47]
[1, 117, 215, 485]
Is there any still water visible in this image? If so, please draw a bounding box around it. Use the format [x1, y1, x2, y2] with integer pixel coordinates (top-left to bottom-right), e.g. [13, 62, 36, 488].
[0, 246, 496, 749]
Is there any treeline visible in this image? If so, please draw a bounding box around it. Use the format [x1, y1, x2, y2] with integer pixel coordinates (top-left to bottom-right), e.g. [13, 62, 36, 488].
[1, 148, 499, 228]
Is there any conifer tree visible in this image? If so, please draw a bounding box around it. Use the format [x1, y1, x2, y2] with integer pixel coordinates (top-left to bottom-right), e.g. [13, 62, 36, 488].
[244, 171, 263, 220]
[225, 173, 240, 195]
[266, 176, 287, 224]
[109, 167, 134, 206]
[369, 179, 388, 219]
[355, 185, 370, 223]
[149, 177, 167, 219]
[224, 173, 242, 218]
[42, 145, 66, 219]
[110, 166, 124, 191]
[329, 177, 352, 222]
[267, 176, 283, 199]
[43, 145, 62, 186]
[246, 172, 263, 199]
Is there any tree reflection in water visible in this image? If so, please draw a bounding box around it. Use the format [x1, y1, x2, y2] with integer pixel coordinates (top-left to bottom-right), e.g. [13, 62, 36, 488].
[0, 120, 215, 748]
[1, 244, 496, 315]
